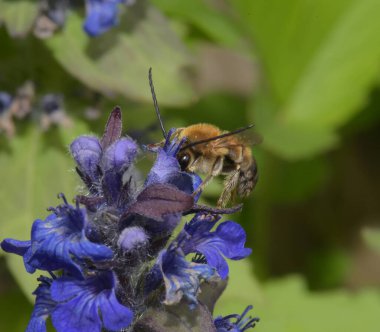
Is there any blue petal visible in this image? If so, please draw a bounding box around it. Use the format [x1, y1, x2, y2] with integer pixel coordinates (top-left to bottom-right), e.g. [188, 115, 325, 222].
[181, 216, 252, 279]
[166, 172, 202, 197]
[0, 92, 12, 113]
[83, 0, 121, 37]
[146, 132, 200, 195]
[158, 247, 216, 308]
[25, 203, 113, 276]
[101, 138, 138, 201]
[146, 146, 181, 185]
[214, 221, 252, 260]
[199, 244, 230, 281]
[52, 290, 102, 331]
[214, 306, 259, 332]
[26, 277, 56, 332]
[26, 318, 47, 332]
[1, 238, 31, 256]
[70, 136, 102, 182]
[102, 137, 137, 172]
[98, 290, 134, 331]
[1, 238, 35, 273]
[190, 172, 202, 201]
[51, 272, 133, 331]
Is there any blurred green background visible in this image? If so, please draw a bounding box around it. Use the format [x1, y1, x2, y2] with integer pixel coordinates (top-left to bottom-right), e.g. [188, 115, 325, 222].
[1, 0, 380, 331]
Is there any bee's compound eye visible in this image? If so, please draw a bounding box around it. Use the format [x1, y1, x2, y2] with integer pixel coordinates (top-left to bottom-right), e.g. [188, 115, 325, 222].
[178, 153, 191, 170]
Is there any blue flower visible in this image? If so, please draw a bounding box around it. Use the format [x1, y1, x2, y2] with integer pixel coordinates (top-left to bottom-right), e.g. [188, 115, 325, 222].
[26, 276, 56, 332]
[51, 271, 133, 332]
[145, 211, 251, 307]
[156, 244, 216, 308]
[180, 213, 252, 279]
[83, 0, 126, 37]
[214, 306, 259, 331]
[117, 226, 149, 251]
[70, 108, 138, 204]
[1, 198, 113, 276]
[0, 92, 12, 114]
[146, 128, 202, 196]
[70, 135, 103, 187]
[40, 94, 64, 115]
[44, 1, 68, 27]
[24, 272, 133, 332]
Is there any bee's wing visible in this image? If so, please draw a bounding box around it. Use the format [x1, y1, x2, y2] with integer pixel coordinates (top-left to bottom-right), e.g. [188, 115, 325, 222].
[239, 131, 263, 146]
[212, 131, 263, 149]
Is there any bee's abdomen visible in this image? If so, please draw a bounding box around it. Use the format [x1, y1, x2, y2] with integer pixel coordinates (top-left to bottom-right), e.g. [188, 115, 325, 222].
[237, 161, 258, 198]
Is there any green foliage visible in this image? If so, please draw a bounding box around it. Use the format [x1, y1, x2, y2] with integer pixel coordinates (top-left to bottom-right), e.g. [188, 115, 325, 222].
[0, 0, 39, 37]
[152, 0, 244, 49]
[216, 261, 380, 332]
[232, 0, 380, 159]
[45, 3, 195, 106]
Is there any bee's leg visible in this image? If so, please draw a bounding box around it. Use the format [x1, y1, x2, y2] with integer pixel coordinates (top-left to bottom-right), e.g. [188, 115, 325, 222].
[228, 145, 244, 164]
[217, 168, 240, 208]
[192, 157, 223, 197]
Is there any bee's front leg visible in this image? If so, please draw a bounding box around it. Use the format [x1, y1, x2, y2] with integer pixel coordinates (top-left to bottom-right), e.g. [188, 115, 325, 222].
[192, 157, 223, 197]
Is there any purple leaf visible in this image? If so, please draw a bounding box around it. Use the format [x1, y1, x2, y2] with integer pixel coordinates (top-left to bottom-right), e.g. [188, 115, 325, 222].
[101, 106, 122, 149]
[127, 184, 194, 221]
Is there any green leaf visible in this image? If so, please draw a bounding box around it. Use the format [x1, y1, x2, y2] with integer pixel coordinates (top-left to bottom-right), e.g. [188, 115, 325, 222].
[45, 3, 195, 106]
[152, 0, 243, 49]
[261, 277, 380, 332]
[214, 260, 264, 315]
[0, 122, 87, 298]
[216, 267, 380, 332]
[252, 93, 339, 159]
[233, 0, 380, 159]
[0, 0, 39, 37]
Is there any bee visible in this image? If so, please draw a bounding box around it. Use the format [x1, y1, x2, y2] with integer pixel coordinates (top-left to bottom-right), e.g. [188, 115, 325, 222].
[172, 124, 258, 207]
[148, 68, 258, 207]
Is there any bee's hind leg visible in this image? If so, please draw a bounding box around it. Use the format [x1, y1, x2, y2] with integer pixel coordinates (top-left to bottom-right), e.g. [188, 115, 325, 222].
[217, 169, 240, 208]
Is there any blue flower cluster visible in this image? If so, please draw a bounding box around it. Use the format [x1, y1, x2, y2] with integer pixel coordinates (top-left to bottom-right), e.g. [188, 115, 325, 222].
[0, 92, 12, 114]
[0, 83, 71, 137]
[84, 0, 135, 37]
[1, 107, 257, 331]
[214, 306, 259, 332]
[38, 0, 135, 37]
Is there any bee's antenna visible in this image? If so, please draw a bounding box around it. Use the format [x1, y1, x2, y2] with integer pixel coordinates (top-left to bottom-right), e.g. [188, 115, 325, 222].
[180, 124, 254, 151]
[148, 68, 167, 139]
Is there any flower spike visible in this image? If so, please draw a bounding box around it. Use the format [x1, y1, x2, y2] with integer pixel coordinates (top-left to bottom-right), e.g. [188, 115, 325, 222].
[1, 107, 258, 331]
